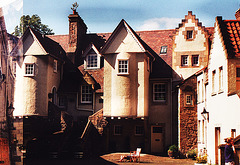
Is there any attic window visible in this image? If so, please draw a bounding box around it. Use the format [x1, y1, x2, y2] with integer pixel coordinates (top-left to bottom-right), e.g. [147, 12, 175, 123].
[187, 30, 193, 39]
[160, 46, 167, 54]
[87, 54, 98, 69]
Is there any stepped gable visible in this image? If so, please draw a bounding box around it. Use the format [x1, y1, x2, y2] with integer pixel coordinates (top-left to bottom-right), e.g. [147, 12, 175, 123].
[216, 16, 240, 58]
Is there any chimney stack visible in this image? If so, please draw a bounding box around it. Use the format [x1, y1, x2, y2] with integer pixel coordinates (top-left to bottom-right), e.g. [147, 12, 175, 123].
[235, 8, 240, 20]
[68, 10, 87, 65]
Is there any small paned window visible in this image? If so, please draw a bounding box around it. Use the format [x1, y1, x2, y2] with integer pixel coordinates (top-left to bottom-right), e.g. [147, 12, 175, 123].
[118, 60, 128, 74]
[192, 55, 199, 66]
[153, 83, 166, 102]
[87, 54, 98, 68]
[135, 126, 144, 135]
[187, 30, 193, 39]
[81, 85, 92, 103]
[114, 125, 122, 135]
[181, 55, 188, 66]
[25, 63, 34, 76]
[160, 46, 167, 54]
[186, 95, 193, 105]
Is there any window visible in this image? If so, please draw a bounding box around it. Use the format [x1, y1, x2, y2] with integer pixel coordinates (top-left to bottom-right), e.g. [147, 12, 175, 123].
[81, 85, 92, 103]
[236, 67, 240, 90]
[198, 120, 201, 142]
[231, 129, 236, 138]
[197, 81, 200, 102]
[212, 70, 216, 94]
[219, 67, 223, 91]
[153, 83, 166, 102]
[202, 120, 205, 143]
[187, 30, 193, 39]
[53, 60, 57, 73]
[192, 55, 199, 66]
[181, 55, 188, 66]
[135, 126, 144, 135]
[186, 95, 193, 105]
[118, 60, 128, 74]
[114, 125, 122, 135]
[87, 54, 98, 68]
[160, 46, 167, 54]
[25, 63, 34, 76]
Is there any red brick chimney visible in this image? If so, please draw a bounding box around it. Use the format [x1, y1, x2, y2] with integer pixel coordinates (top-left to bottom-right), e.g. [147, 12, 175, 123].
[235, 8, 240, 20]
[68, 10, 87, 65]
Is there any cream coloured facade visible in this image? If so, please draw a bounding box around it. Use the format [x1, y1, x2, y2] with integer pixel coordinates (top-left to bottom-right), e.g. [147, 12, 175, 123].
[197, 16, 240, 164]
[13, 28, 64, 116]
[172, 11, 209, 80]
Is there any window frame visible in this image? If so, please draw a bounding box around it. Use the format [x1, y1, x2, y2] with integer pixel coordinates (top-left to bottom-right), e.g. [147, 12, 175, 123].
[118, 59, 129, 75]
[81, 85, 92, 104]
[24, 63, 35, 76]
[212, 70, 216, 95]
[160, 46, 168, 54]
[86, 53, 98, 69]
[114, 125, 122, 135]
[186, 94, 193, 105]
[135, 125, 144, 136]
[181, 55, 188, 66]
[153, 83, 167, 103]
[187, 30, 193, 39]
[192, 55, 199, 66]
[53, 60, 58, 73]
[219, 66, 223, 92]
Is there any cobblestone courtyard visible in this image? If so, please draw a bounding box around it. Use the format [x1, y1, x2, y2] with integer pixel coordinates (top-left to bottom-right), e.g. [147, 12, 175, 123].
[25, 153, 196, 165]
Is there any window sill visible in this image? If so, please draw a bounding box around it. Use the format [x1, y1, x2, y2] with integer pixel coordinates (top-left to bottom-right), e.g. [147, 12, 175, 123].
[117, 73, 129, 76]
[24, 74, 34, 77]
[211, 92, 217, 96]
[218, 90, 224, 94]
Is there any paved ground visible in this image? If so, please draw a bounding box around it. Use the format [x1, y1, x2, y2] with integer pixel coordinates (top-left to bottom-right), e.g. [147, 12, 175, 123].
[24, 153, 196, 165]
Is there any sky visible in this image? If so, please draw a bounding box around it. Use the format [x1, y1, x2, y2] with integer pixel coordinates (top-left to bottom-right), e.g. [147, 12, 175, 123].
[1, 0, 240, 35]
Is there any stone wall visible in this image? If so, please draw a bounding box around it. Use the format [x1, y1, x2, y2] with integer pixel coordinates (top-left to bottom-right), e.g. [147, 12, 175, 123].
[179, 75, 198, 155]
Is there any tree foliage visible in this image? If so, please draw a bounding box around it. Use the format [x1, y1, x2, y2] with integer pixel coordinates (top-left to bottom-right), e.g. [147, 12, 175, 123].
[12, 14, 54, 37]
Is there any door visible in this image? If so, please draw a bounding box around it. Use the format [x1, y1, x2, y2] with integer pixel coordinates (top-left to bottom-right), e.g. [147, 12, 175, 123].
[151, 126, 164, 153]
[215, 127, 220, 165]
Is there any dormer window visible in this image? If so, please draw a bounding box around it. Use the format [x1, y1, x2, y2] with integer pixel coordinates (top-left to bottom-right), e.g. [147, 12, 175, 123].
[160, 46, 167, 54]
[87, 54, 98, 69]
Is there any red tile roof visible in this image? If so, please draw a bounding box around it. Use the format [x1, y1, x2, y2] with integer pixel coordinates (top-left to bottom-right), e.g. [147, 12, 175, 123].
[47, 34, 69, 52]
[217, 16, 240, 58]
[224, 20, 240, 57]
[78, 65, 104, 93]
